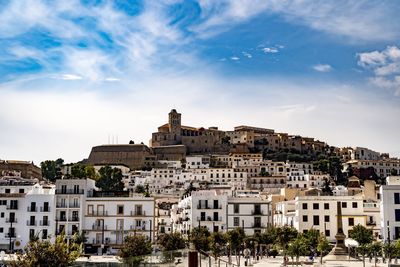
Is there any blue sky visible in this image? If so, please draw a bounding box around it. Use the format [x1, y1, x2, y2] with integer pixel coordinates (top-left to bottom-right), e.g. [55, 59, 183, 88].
[0, 0, 399, 163]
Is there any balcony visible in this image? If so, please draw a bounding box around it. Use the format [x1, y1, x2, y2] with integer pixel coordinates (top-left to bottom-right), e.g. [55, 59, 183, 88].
[197, 216, 222, 222]
[56, 217, 67, 222]
[366, 221, 377, 226]
[56, 203, 68, 208]
[89, 210, 108, 216]
[158, 221, 167, 226]
[92, 224, 108, 231]
[40, 220, 50, 226]
[27, 206, 37, 212]
[69, 217, 80, 222]
[69, 203, 80, 208]
[6, 218, 17, 223]
[27, 220, 37, 226]
[55, 189, 84, 194]
[6, 205, 18, 210]
[251, 210, 263, 215]
[130, 225, 146, 231]
[40, 207, 50, 212]
[131, 210, 146, 216]
[251, 223, 265, 228]
[6, 233, 16, 238]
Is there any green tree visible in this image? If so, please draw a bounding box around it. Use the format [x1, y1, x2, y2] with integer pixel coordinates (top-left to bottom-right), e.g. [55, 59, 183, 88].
[383, 242, 396, 263]
[71, 164, 86, 178]
[96, 166, 124, 191]
[40, 158, 63, 182]
[226, 227, 246, 266]
[12, 232, 81, 267]
[368, 242, 382, 267]
[357, 244, 369, 267]
[287, 236, 308, 266]
[190, 227, 211, 252]
[317, 234, 330, 264]
[84, 165, 98, 180]
[304, 229, 320, 252]
[275, 226, 299, 262]
[349, 224, 373, 245]
[135, 185, 146, 194]
[209, 232, 227, 259]
[119, 234, 152, 265]
[158, 232, 186, 251]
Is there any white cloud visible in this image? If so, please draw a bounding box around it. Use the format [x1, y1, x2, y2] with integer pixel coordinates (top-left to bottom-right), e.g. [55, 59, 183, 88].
[193, 1, 400, 42]
[230, 56, 240, 61]
[358, 46, 400, 96]
[313, 64, 333, 72]
[263, 47, 279, 54]
[59, 74, 83, 80]
[242, 52, 252, 58]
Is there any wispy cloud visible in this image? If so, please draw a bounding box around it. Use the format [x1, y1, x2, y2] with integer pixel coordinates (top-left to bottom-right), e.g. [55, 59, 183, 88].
[358, 46, 400, 96]
[59, 74, 83, 81]
[313, 64, 333, 72]
[230, 56, 240, 61]
[263, 47, 279, 54]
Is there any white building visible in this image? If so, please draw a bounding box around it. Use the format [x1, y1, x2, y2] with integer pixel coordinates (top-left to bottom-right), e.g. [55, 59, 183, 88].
[380, 176, 400, 241]
[0, 177, 55, 251]
[155, 198, 177, 238]
[55, 178, 96, 239]
[84, 191, 155, 254]
[186, 156, 210, 169]
[227, 191, 272, 235]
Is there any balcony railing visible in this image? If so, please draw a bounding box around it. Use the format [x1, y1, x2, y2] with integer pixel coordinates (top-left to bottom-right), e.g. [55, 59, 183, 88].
[251, 210, 263, 215]
[130, 225, 146, 231]
[197, 204, 222, 209]
[6, 205, 18, 210]
[55, 189, 84, 194]
[27, 206, 37, 212]
[56, 217, 67, 222]
[88, 210, 108, 216]
[251, 223, 265, 228]
[6, 218, 17, 223]
[366, 221, 377, 226]
[6, 233, 16, 238]
[40, 220, 50, 226]
[197, 216, 222, 222]
[69, 203, 80, 208]
[56, 203, 68, 208]
[40, 207, 50, 212]
[27, 220, 37, 226]
[92, 224, 107, 231]
[131, 210, 146, 216]
[69, 217, 79, 222]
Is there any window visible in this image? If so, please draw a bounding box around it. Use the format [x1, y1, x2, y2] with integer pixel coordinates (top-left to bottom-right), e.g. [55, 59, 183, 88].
[135, 205, 143, 216]
[19, 189, 24, 193]
[325, 215, 330, 222]
[0, 228, 2, 233]
[5, 189, 10, 193]
[342, 202, 347, 208]
[87, 205, 94, 215]
[352, 202, 358, 208]
[0, 212, 3, 218]
[324, 203, 329, 210]
[302, 203, 308, 210]
[117, 205, 124, 215]
[313, 203, 319, 210]
[42, 229, 48, 239]
[234, 217, 239, 227]
[348, 218, 354, 226]
[395, 209, 400, 221]
[303, 215, 308, 222]
[29, 229, 35, 239]
[395, 193, 400, 204]
[325, 230, 330, 236]
[313, 215, 320, 225]
[234, 204, 239, 214]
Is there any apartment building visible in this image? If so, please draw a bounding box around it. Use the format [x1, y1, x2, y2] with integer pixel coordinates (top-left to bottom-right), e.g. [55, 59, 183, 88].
[155, 198, 178, 238]
[289, 195, 375, 242]
[227, 191, 272, 235]
[84, 191, 155, 254]
[55, 178, 96, 239]
[0, 177, 55, 251]
[206, 168, 247, 189]
[380, 176, 400, 241]
[185, 156, 210, 169]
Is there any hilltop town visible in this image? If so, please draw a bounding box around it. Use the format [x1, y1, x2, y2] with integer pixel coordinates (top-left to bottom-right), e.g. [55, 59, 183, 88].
[1, 109, 399, 263]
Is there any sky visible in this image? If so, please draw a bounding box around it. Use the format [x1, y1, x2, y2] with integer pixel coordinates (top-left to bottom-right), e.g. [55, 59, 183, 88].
[0, 0, 400, 165]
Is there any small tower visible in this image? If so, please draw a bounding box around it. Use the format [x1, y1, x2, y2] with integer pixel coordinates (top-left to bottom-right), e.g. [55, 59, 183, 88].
[168, 109, 181, 135]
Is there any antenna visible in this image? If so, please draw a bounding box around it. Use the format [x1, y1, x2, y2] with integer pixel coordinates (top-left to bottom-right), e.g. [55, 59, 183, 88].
[108, 134, 110, 144]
